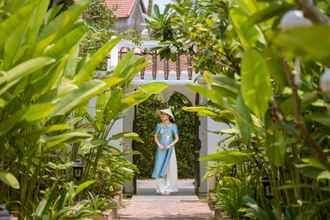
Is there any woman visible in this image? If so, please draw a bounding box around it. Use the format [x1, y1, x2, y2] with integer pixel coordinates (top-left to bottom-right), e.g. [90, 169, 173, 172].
[152, 108, 179, 195]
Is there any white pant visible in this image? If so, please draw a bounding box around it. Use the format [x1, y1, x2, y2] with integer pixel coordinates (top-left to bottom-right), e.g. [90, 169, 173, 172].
[156, 148, 178, 194]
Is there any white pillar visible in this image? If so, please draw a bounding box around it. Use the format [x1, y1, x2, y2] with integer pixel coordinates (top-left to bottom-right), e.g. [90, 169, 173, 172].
[107, 46, 119, 71]
[122, 106, 135, 195]
[198, 95, 208, 195]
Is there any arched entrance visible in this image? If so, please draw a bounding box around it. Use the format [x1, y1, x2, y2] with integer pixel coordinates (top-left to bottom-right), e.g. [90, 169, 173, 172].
[108, 39, 224, 197]
[132, 92, 201, 195]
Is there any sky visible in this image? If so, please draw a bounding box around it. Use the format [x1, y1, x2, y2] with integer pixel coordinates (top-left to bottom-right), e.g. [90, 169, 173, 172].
[143, 0, 173, 12]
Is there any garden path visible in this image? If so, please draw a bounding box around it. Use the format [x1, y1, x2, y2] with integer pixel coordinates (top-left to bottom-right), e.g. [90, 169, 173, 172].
[117, 179, 214, 220]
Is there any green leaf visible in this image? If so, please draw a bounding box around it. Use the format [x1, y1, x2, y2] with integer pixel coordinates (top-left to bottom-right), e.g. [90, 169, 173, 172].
[237, 0, 257, 15]
[0, 57, 55, 95]
[139, 82, 169, 94]
[264, 48, 287, 92]
[111, 52, 145, 81]
[297, 165, 324, 179]
[122, 82, 168, 107]
[35, 199, 47, 217]
[112, 132, 144, 143]
[4, 19, 29, 69]
[183, 106, 219, 118]
[274, 25, 330, 64]
[95, 92, 112, 131]
[0, 108, 25, 136]
[73, 180, 96, 199]
[307, 112, 330, 127]
[230, 8, 264, 48]
[52, 80, 106, 116]
[186, 84, 223, 106]
[23, 103, 54, 122]
[241, 49, 272, 118]
[44, 23, 88, 59]
[26, 0, 49, 48]
[317, 171, 330, 181]
[200, 150, 251, 164]
[183, 106, 234, 122]
[302, 158, 326, 170]
[40, 0, 89, 40]
[0, 0, 38, 49]
[74, 37, 121, 84]
[234, 95, 252, 144]
[0, 171, 20, 189]
[267, 142, 287, 167]
[249, 2, 294, 24]
[104, 89, 123, 122]
[44, 132, 92, 150]
[0, 98, 7, 108]
[45, 124, 72, 133]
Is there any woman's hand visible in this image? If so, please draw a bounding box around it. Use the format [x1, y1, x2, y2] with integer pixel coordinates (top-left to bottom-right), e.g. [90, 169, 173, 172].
[158, 144, 165, 149]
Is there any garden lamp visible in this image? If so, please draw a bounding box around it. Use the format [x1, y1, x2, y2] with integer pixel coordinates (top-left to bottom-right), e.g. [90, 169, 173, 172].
[72, 159, 84, 181]
[0, 205, 10, 220]
[262, 176, 274, 199]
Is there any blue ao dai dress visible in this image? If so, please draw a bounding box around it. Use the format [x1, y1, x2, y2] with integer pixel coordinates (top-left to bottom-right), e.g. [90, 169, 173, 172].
[152, 123, 178, 193]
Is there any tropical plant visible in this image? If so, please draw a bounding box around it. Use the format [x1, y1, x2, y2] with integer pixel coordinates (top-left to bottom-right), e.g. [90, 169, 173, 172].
[0, 0, 167, 218]
[32, 180, 100, 220]
[148, 0, 330, 218]
[215, 176, 254, 220]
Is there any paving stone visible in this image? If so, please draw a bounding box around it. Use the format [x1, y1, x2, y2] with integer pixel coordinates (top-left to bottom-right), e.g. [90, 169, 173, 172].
[118, 195, 213, 220]
[118, 179, 214, 220]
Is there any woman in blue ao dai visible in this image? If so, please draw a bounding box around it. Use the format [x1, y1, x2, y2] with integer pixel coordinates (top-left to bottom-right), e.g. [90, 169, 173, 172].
[152, 108, 179, 195]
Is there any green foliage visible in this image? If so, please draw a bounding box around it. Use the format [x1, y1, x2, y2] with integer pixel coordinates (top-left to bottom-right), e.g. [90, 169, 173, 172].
[200, 150, 252, 165]
[148, 0, 330, 219]
[241, 49, 272, 119]
[0, 171, 19, 189]
[215, 177, 255, 220]
[80, 0, 116, 70]
[274, 25, 330, 64]
[0, 0, 167, 218]
[134, 93, 199, 178]
[32, 180, 100, 220]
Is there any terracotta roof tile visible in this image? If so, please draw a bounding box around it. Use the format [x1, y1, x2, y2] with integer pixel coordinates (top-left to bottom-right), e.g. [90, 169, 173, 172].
[105, 0, 136, 18]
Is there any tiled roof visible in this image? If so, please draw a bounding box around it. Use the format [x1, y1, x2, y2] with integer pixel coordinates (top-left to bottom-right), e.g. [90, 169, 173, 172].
[105, 0, 136, 18]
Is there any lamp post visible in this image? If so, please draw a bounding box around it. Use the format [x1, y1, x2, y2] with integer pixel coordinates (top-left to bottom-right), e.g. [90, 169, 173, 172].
[262, 176, 274, 199]
[0, 205, 10, 220]
[72, 159, 84, 182]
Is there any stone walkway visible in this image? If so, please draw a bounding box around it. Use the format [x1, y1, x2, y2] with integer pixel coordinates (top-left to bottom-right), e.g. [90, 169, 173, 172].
[117, 179, 214, 220]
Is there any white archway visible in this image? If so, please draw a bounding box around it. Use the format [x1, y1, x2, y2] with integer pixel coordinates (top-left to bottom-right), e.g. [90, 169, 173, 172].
[108, 39, 228, 196]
